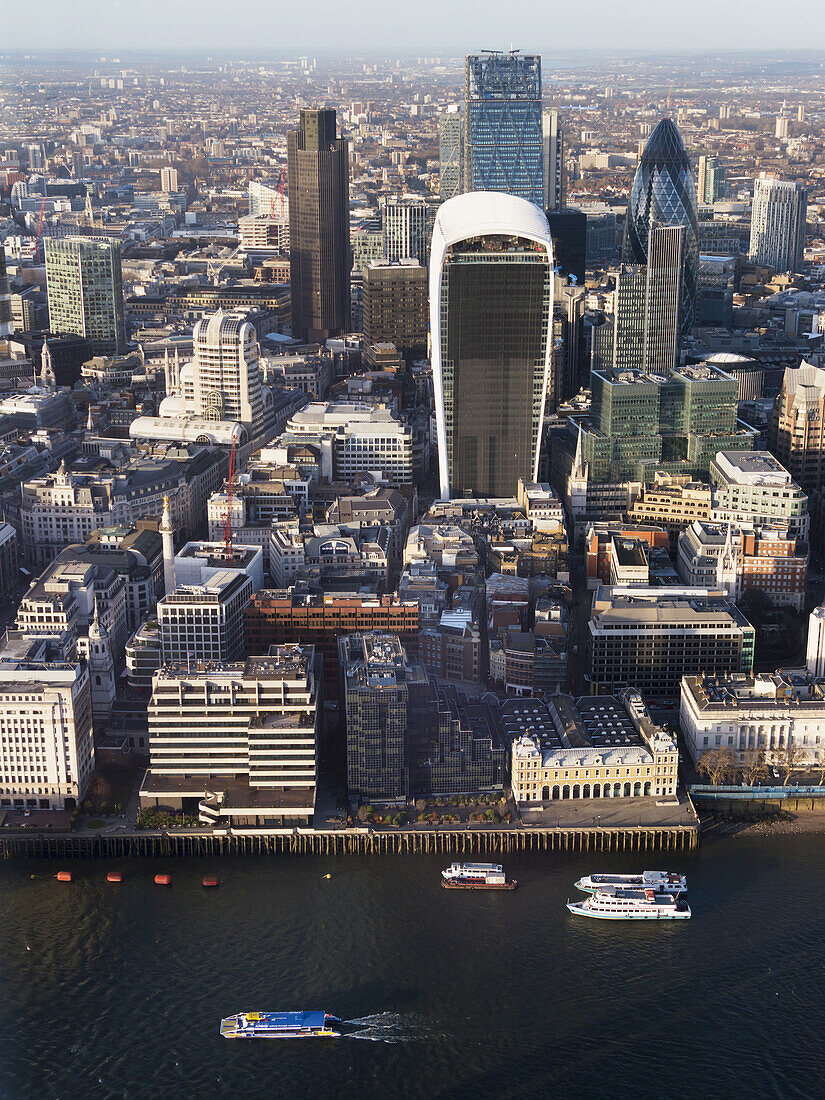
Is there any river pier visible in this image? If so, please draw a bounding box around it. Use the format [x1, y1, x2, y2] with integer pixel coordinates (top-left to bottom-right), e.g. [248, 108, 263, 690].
[0, 822, 700, 860]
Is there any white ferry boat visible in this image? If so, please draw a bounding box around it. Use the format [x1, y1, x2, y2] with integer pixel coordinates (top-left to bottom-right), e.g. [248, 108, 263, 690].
[220, 1011, 341, 1039]
[441, 862, 517, 890]
[567, 888, 691, 921]
[574, 870, 687, 896]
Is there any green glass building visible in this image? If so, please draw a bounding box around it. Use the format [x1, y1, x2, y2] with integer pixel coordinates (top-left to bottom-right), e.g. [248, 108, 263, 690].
[44, 237, 125, 355]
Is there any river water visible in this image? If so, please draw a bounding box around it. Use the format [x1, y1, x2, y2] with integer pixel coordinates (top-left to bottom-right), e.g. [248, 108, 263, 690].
[2, 835, 822, 1100]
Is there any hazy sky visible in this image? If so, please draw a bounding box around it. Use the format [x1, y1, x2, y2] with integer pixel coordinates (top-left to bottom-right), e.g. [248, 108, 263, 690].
[3, 0, 824, 53]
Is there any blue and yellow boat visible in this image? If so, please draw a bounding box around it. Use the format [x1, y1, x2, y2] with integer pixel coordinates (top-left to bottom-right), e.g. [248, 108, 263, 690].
[220, 1011, 341, 1039]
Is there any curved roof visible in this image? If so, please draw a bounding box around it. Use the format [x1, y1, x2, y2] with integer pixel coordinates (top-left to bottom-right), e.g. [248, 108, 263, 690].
[431, 191, 551, 255]
[705, 352, 758, 366]
[129, 415, 245, 445]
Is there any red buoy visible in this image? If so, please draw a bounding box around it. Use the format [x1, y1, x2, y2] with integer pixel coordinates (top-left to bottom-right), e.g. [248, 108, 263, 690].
[106, 871, 123, 883]
[154, 873, 172, 886]
[202, 876, 219, 888]
[56, 871, 72, 883]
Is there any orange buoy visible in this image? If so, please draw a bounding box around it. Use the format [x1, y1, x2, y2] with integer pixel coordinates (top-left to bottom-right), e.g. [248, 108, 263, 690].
[202, 876, 219, 888]
[56, 871, 72, 883]
[154, 873, 172, 886]
[106, 871, 123, 883]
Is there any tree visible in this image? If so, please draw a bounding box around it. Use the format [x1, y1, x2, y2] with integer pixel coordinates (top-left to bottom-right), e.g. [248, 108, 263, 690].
[780, 742, 805, 786]
[740, 749, 768, 787]
[696, 747, 736, 786]
[814, 758, 825, 787]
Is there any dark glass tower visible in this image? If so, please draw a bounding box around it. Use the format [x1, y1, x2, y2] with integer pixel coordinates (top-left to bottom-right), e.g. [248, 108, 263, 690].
[287, 108, 351, 343]
[624, 118, 699, 336]
[431, 194, 553, 499]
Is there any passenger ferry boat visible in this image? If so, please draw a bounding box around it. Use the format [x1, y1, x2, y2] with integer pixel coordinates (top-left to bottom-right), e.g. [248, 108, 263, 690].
[567, 888, 691, 921]
[220, 1011, 341, 1039]
[574, 870, 687, 896]
[441, 862, 517, 890]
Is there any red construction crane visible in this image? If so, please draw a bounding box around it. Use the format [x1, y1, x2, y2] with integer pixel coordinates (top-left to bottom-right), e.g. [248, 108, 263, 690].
[223, 438, 237, 560]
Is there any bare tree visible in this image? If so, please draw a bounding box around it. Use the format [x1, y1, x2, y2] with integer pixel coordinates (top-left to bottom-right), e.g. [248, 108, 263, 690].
[814, 757, 825, 787]
[740, 749, 768, 787]
[697, 747, 736, 786]
[780, 742, 805, 786]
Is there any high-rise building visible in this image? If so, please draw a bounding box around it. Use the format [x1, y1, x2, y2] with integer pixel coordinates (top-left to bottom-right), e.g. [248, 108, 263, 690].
[438, 111, 463, 200]
[624, 118, 699, 336]
[44, 237, 125, 355]
[381, 198, 438, 266]
[160, 166, 178, 193]
[287, 108, 350, 342]
[464, 52, 543, 206]
[158, 570, 252, 666]
[362, 260, 428, 355]
[608, 225, 684, 378]
[0, 250, 12, 336]
[430, 192, 554, 499]
[546, 209, 586, 286]
[770, 362, 825, 494]
[748, 177, 807, 273]
[189, 311, 266, 437]
[542, 109, 565, 211]
[697, 155, 725, 204]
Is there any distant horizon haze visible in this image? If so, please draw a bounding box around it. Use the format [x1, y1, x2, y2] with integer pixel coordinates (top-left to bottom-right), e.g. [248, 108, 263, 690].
[3, 0, 825, 53]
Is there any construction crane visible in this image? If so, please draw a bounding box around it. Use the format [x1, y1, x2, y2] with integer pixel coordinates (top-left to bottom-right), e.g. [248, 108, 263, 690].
[223, 438, 237, 561]
[207, 245, 241, 286]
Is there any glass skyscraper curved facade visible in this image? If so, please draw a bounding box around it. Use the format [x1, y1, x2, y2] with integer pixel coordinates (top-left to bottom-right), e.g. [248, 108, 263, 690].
[624, 118, 699, 336]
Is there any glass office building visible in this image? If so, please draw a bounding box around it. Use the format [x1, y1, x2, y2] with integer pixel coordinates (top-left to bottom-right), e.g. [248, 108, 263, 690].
[624, 118, 699, 336]
[464, 52, 543, 206]
[431, 193, 553, 499]
[44, 237, 125, 355]
[439, 112, 464, 200]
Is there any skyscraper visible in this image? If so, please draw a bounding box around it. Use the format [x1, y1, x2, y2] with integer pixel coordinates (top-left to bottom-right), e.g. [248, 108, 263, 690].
[189, 311, 266, 438]
[0, 250, 12, 337]
[542, 109, 565, 211]
[380, 197, 437, 266]
[611, 225, 684, 376]
[44, 237, 125, 354]
[697, 155, 725, 204]
[287, 108, 350, 343]
[624, 118, 699, 336]
[464, 52, 543, 206]
[430, 192, 554, 499]
[362, 260, 428, 355]
[438, 111, 464, 200]
[748, 177, 807, 273]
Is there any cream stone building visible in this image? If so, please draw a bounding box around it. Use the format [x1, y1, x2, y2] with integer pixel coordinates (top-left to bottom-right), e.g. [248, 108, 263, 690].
[510, 690, 678, 803]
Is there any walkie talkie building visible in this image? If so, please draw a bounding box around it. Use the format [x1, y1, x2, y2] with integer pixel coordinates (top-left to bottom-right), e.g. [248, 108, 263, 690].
[430, 192, 554, 500]
[464, 52, 543, 206]
[624, 118, 699, 336]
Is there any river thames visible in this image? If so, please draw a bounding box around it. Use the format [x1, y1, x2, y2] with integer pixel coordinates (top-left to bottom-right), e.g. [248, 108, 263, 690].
[2, 834, 822, 1100]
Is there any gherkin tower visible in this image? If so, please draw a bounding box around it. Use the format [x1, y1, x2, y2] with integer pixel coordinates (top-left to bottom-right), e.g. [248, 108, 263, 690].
[624, 118, 699, 337]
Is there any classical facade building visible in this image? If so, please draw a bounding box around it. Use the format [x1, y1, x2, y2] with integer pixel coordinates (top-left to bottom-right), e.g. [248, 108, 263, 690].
[510, 691, 677, 803]
[681, 671, 825, 769]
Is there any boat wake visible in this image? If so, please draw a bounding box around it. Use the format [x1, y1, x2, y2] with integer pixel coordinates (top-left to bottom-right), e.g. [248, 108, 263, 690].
[342, 1012, 419, 1043]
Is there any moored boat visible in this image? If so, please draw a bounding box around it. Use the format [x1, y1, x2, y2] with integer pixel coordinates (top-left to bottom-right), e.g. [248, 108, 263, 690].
[567, 888, 691, 921]
[220, 1011, 341, 1039]
[441, 862, 517, 890]
[575, 870, 687, 895]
